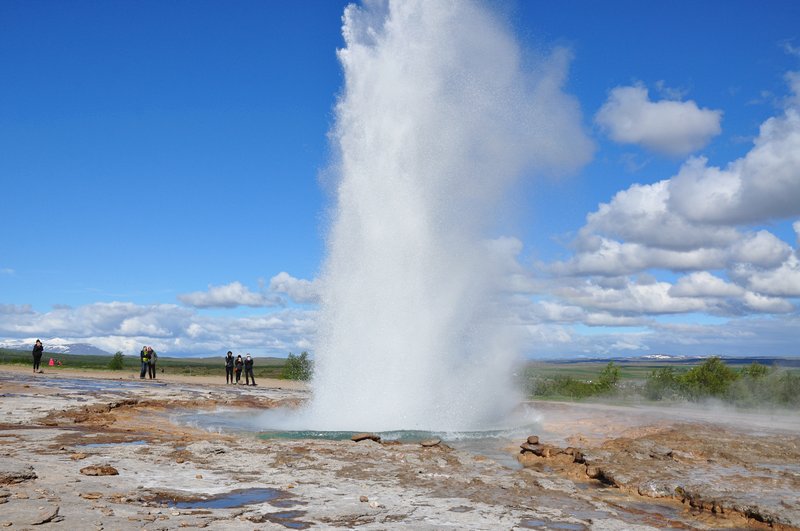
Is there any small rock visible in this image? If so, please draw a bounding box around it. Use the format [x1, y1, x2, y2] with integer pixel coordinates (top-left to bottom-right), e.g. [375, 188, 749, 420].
[527, 435, 539, 445]
[172, 511, 181, 516]
[520, 442, 539, 453]
[70, 453, 88, 460]
[80, 465, 119, 476]
[1, 522, 12, 527]
[369, 501, 379, 508]
[586, 465, 602, 479]
[359, 495, 369, 503]
[420, 438, 441, 447]
[351, 433, 381, 443]
[80, 492, 103, 500]
[195, 474, 203, 479]
[30, 505, 59, 525]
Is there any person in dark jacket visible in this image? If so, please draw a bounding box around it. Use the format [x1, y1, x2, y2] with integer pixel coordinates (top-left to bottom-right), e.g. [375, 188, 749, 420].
[244, 353, 256, 386]
[234, 354, 244, 384]
[224, 351, 235, 384]
[147, 346, 158, 379]
[32, 339, 44, 373]
[139, 346, 149, 379]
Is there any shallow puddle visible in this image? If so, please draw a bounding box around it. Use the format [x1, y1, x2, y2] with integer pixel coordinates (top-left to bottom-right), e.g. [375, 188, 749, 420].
[518, 519, 587, 530]
[152, 487, 289, 509]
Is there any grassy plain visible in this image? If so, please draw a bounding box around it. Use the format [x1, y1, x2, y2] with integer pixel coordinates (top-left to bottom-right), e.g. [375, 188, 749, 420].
[523, 357, 800, 403]
[0, 348, 288, 379]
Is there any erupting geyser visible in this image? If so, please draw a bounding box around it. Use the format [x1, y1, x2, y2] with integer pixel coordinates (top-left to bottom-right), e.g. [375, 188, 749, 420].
[303, 0, 592, 431]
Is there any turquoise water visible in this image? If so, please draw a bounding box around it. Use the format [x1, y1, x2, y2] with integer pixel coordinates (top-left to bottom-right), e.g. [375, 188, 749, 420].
[172, 408, 535, 470]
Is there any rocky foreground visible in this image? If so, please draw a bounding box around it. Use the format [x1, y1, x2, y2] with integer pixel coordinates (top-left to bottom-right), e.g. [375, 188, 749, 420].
[0, 369, 798, 530]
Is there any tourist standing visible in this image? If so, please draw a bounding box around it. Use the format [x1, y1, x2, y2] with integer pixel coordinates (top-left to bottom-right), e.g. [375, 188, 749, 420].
[225, 351, 235, 384]
[31, 339, 43, 374]
[139, 346, 149, 379]
[234, 354, 243, 384]
[244, 353, 256, 386]
[147, 346, 158, 379]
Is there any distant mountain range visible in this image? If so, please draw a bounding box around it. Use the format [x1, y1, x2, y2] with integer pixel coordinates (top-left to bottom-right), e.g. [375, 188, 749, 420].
[543, 353, 800, 367]
[0, 339, 111, 356]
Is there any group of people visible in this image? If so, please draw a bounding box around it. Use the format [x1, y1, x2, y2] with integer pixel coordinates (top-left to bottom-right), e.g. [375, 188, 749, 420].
[139, 345, 158, 379]
[225, 351, 256, 386]
[31, 339, 258, 387]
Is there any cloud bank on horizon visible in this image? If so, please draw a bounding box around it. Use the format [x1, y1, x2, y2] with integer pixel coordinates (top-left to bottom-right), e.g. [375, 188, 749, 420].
[1, 1, 798, 359]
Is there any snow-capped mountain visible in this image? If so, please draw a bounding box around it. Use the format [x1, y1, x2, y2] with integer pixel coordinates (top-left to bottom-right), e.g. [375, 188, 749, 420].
[0, 338, 110, 356]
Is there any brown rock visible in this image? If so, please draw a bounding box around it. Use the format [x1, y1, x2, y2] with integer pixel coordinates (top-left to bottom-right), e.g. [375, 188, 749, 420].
[420, 438, 441, 447]
[80, 492, 103, 500]
[0, 462, 37, 484]
[586, 465, 602, 479]
[517, 452, 540, 467]
[80, 465, 119, 476]
[519, 443, 539, 453]
[70, 453, 88, 460]
[351, 433, 381, 443]
[359, 495, 369, 502]
[527, 435, 539, 445]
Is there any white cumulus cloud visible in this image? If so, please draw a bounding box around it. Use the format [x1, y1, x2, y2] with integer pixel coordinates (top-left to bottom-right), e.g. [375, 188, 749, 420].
[595, 84, 722, 156]
[668, 104, 800, 225]
[669, 271, 744, 298]
[178, 281, 283, 308]
[269, 272, 321, 304]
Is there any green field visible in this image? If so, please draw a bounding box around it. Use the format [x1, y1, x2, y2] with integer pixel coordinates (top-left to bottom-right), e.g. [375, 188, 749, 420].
[522, 357, 800, 406]
[0, 348, 288, 379]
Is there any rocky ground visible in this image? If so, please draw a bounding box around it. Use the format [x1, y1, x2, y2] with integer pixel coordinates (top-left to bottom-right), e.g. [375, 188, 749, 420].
[0, 367, 798, 530]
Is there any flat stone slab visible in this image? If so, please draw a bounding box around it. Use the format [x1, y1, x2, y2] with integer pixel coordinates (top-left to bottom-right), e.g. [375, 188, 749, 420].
[0, 462, 36, 484]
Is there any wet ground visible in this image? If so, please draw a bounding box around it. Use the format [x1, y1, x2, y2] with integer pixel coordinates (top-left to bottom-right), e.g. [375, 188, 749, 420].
[0, 369, 797, 529]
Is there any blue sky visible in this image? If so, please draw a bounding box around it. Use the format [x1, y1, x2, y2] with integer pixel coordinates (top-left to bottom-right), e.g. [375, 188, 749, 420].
[1, 0, 799, 359]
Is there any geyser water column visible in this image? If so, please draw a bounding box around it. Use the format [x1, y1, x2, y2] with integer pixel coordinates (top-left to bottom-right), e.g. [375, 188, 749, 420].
[307, 0, 592, 431]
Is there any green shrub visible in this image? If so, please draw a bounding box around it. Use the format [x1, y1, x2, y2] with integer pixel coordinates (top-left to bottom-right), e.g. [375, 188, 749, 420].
[108, 351, 125, 370]
[282, 351, 312, 381]
[739, 361, 769, 379]
[530, 362, 621, 400]
[680, 356, 738, 399]
[644, 367, 680, 400]
[596, 362, 620, 393]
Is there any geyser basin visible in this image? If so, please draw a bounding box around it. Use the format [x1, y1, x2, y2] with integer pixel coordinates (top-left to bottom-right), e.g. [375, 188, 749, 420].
[171, 407, 539, 469]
